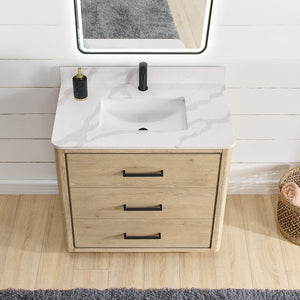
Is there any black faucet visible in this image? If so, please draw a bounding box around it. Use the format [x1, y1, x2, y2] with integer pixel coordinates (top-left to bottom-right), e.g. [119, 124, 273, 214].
[138, 62, 148, 91]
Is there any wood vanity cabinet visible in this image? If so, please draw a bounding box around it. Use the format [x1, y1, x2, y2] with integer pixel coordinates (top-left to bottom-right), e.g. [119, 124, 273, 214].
[55, 149, 232, 252]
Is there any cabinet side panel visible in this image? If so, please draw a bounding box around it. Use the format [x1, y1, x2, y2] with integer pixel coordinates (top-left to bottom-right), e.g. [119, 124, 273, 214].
[210, 148, 232, 252]
[55, 148, 74, 252]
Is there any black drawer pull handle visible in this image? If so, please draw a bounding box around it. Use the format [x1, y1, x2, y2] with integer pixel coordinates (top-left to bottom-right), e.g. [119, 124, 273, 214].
[123, 204, 162, 211]
[122, 170, 164, 177]
[124, 233, 161, 240]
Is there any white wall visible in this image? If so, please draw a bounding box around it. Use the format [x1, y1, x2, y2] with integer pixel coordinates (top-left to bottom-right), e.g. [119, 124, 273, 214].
[0, 0, 299, 194]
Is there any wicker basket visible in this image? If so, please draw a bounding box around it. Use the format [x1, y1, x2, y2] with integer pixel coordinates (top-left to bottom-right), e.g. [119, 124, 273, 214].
[277, 166, 300, 245]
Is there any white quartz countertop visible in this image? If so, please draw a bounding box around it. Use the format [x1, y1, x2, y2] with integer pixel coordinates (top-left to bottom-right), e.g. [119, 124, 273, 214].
[51, 67, 235, 149]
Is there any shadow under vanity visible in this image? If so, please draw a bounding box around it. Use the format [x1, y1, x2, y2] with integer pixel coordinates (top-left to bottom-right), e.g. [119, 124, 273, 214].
[52, 66, 235, 252]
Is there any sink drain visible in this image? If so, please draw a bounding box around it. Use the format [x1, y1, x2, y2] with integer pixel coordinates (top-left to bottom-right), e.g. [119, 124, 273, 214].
[138, 127, 148, 131]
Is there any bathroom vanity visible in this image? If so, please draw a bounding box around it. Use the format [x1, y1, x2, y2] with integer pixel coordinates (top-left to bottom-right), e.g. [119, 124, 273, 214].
[52, 66, 235, 252]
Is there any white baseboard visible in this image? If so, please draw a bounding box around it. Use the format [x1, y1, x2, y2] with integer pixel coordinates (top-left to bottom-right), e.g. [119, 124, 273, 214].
[0, 180, 58, 194]
[228, 181, 277, 194]
[0, 179, 277, 195]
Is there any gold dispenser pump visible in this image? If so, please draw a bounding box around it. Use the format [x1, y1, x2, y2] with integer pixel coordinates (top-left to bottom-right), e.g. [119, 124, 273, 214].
[76, 67, 83, 80]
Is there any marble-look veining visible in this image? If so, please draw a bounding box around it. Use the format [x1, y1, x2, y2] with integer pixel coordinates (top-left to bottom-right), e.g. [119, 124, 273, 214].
[51, 67, 235, 149]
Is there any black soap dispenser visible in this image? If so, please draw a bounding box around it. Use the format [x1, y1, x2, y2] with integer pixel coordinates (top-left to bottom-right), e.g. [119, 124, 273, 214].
[73, 67, 88, 100]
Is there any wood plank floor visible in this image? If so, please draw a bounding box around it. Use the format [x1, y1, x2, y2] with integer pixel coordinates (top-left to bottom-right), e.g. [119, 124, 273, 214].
[0, 194, 299, 290]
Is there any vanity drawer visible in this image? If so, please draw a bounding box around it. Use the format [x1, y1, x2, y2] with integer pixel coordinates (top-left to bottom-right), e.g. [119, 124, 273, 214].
[73, 219, 213, 248]
[67, 153, 220, 188]
[70, 187, 216, 219]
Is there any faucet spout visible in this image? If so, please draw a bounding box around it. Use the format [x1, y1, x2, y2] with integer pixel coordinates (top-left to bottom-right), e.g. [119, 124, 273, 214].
[138, 62, 148, 91]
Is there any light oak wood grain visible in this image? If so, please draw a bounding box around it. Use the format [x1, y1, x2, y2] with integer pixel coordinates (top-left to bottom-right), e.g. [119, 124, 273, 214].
[168, 0, 206, 48]
[0, 195, 50, 289]
[35, 195, 75, 290]
[179, 252, 217, 288]
[67, 153, 220, 188]
[107, 253, 145, 289]
[65, 149, 222, 154]
[241, 195, 289, 289]
[144, 253, 180, 288]
[71, 270, 108, 289]
[58, 150, 226, 252]
[211, 149, 232, 251]
[286, 271, 300, 289]
[1, 162, 299, 195]
[71, 247, 213, 253]
[70, 187, 216, 219]
[0, 195, 19, 273]
[73, 218, 213, 248]
[0, 195, 299, 289]
[74, 253, 110, 270]
[270, 194, 300, 274]
[55, 149, 74, 252]
[214, 195, 252, 289]
[280, 238, 300, 272]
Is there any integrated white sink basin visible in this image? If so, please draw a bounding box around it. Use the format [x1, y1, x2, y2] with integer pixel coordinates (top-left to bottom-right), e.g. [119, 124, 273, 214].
[99, 97, 188, 131]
